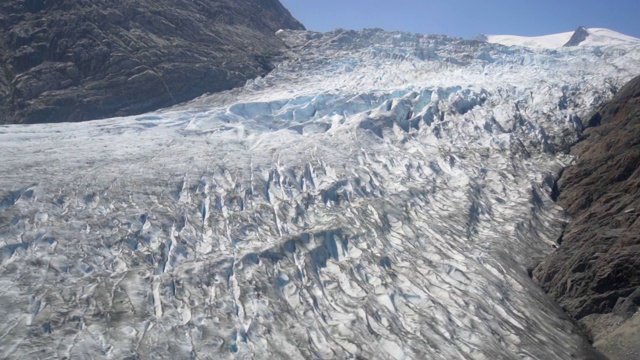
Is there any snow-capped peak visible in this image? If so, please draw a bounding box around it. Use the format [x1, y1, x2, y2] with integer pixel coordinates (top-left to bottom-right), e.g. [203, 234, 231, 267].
[486, 27, 640, 49]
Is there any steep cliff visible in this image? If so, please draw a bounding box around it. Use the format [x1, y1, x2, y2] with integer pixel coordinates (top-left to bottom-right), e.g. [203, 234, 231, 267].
[0, 0, 304, 124]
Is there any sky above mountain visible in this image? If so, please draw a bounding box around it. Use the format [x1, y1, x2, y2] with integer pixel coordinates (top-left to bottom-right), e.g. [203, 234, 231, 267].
[280, 0, 640, 39]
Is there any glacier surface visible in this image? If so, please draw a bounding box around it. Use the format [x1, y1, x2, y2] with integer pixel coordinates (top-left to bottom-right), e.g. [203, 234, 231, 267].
[1, 28, 639, 359]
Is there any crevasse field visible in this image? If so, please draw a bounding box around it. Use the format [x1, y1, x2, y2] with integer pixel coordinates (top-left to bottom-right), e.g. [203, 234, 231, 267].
[1, 28, 639, 359]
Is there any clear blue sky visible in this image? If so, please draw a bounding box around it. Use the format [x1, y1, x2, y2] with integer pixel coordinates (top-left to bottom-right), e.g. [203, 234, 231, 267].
[280, 0, 640, 39]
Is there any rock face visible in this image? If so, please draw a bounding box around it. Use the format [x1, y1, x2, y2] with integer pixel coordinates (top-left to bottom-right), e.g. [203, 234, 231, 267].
[564, 26, 590, 47]
[533, 75, 640, 351]
[0, 0, 304, 124]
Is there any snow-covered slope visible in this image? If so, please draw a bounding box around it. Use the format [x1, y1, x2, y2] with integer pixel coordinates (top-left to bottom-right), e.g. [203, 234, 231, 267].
[0, 28, 639, 359]
[487, 27, 640, 49]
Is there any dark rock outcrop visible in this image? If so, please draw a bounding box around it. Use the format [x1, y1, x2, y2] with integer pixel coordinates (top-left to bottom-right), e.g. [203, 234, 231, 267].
[533, 75, 640, 354]
[0, 0, 304, 124]
[472, 34, 488, 42]
[564, 26, 590, 47]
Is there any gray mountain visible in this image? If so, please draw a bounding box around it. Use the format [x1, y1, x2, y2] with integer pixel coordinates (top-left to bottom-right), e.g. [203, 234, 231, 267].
[0, 0, 304, 124]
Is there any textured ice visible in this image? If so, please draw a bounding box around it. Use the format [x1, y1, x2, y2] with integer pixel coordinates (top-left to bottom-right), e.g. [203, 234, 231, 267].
[1, 28, 639, 359]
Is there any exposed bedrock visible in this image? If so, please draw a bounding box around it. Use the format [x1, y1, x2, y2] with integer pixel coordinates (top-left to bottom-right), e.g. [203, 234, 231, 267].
[534, 74, 640, 358]
[0, 0, 304, 124]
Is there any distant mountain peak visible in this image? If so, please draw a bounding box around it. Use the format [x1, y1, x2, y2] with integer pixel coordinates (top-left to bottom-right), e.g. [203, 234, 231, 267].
[564, 26, 590, 47]
[486, 27, 640, 50]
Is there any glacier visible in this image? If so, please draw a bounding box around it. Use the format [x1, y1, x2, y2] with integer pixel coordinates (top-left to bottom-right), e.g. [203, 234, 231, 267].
[1, 28, 639, 359]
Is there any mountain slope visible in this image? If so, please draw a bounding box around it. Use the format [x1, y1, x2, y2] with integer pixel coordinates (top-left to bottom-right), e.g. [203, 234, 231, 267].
[1, 28, 639, 358]
[533, 74, 640, 359]
[0, 0, 304, 124]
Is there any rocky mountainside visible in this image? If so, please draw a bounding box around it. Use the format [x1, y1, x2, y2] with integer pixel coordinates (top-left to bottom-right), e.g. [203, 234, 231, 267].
[0, 0, 304, 124]
[534, 75, 640, 358]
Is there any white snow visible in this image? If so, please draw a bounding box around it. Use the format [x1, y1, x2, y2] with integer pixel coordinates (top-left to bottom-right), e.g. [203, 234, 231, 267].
[582, 27, 640, 46]
[487, 27, 640, 49]
[487, 31, 575, 49]
[0, 28, 639, 359]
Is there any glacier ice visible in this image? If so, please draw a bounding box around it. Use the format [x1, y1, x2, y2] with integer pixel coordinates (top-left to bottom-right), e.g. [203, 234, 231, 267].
[0, 28, 639, 359]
